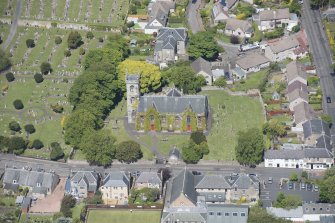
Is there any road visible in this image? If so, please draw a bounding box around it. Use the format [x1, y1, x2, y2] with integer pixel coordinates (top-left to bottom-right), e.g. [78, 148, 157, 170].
[186, 0, 204, 33]
[2, 0, 23, 50]
[301, 0, 335, 136]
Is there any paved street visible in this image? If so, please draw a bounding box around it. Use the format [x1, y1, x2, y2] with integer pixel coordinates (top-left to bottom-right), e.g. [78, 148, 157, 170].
[2, 0, 23, 50]
[186, 0, 204, 33]
[301, 0, 335, 135]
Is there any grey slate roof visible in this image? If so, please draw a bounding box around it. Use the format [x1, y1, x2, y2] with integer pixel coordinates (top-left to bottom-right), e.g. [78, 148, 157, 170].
[146, 1, 175, 29]
[304, 148, 332, 158]
[259, 8, 290, 21]
[161, 209, 207, 222]
[191, 57, 212, 76]
[264, 149, 305, 159]
[170, 169, 197, 205]
[207, 204, 249, 223]
[155, 27, 187, 52]
[266, 206, 303, 218]
[293, 102, 314, 125]
[102, 171, 129, 188]
[198, 191, 226, 202]
[286, 60, 307, 84]
[287, 80, 307, 94]
[303, 203, 335, 215]
[137, 93, 208, 115]
[71, 171, 98, 192]
[236, 53, 270, 70]
[231, 174, 259, 190]
[225, 18, 253, 33]
[135, 172, 161, 185]
[268, 37, 300, 54]
[196, 175, 231, 189]
[169, 147, 180, 158]
[303, 118, 331, 139]
[287, 86, 308, 103]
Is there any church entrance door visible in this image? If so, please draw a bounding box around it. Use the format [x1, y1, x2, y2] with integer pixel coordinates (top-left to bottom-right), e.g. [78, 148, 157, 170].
[150, 124, 155, 131]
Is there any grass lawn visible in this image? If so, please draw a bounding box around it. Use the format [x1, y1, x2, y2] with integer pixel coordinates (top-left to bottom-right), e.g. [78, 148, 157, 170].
[72, 202, 85, 219]
[27, 215, 53, 223]
[203, 90, 265, 160]
[230, 69, 269, 92]
[87, 210, 161, 223]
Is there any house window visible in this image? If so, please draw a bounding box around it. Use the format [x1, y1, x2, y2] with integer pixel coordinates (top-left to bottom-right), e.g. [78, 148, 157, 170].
[225, 213, 229, 216]
[150, 115, 154, 123]
[130, 97, 135, 104]
[175, 116, 181, 128]
[209, 212, 214, 216]
[12, 180, 17, 184]
[233, 213, 238, 217]
[130, 85, 134, 92]
[162, 116, 167, 127]
[37, 183, 41, 187]
[241, 213, 246, 217]
[197, 116, 202, 127]
[217, 212, 222, 216]
[186, 116, 191, 125]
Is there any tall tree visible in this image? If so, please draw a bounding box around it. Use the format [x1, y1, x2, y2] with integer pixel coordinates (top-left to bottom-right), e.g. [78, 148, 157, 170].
[64, 109, 97, 147]
[235, 128, 264, 166]
[50, 142, 64, 161]
[320, 167, 335, 203]
[67, 31, 82, 49]
[262, 120, 286, 143]
[118, 59, 162, 93]
[80, 130, 116, 166]
[0, 49, 11, 72]
[116, 140, 142, 163]
[9, 121, 21, 132]
[188, 31, 220, 60]
[40, 62, 52, 74]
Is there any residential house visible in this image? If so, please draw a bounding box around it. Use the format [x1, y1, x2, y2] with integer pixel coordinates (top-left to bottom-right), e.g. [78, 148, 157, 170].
[254, 8, 290, 31]
[2, 167, 59, 199]
[232, 67, 247, 80]
[303, 119, 331, 149]
[286, 61, 307, 85]
[154, 27, 187, 65]
[287, 13, 299, 31]
[191, 57, 213, 85]
[134, 172, 162, 190]
[292, 102, 314, 131]
[211, 2, 229, 24]
[235, 53, 270, 76]
[264, 37, 301, 62]
[225, 19, 253, 38]
[100, 171, 129, 205]
[287, 85, 308, 111]
[145, 1, 175, 34]
[161, 169, 249, 223]
[66, 170, 99, 198]
[322, 8, 335, 22]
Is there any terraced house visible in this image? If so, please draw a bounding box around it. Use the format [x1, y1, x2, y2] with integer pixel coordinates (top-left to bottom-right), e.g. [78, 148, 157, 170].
[126, 75, 208, 132]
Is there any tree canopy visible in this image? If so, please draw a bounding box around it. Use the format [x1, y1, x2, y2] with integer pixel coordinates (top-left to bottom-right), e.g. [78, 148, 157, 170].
[262, 120, 286, 142]
[5, 72, 15, 82]
[182, 132, 209, 164]
[248, 206, 292, 223]
[116, 140, 142, 163]
[24, 124, 36, 134]
[79, 130, 116, 166]
[188, 31, 220, 60]
[162, 62, 206, 94]
[67, 31, 83, 49]
[40, 62, 52, 74]
[235, 128, 264, 166]
[274, 192, 302, 209]
[214, 76, 227, 87]
[0, 49, 11, 72]
[50, 142, 64, 161]
[9, 121, 21, 132]
[319, 167, 335, 203]
[60, 195, 76, 217]
[118, 59, 162, 93]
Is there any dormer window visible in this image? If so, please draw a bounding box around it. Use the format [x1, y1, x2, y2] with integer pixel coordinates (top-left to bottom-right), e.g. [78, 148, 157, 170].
[13, 180, 17, 184]
[37, 183, 41, 187]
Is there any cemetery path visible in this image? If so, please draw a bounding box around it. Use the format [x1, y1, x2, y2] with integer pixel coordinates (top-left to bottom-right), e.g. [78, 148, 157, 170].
[2, 0, 23, 50]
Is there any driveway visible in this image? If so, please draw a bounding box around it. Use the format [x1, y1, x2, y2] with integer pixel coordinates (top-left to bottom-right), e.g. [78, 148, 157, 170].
[186, 0, 204, 33]
[30, 178, 66, 213]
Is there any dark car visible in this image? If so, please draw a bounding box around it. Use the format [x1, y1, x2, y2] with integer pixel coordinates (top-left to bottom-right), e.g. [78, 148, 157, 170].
[192, 0, 197, 3]
[327, 96, 332, 103]
[288, 181, 294, 189]
[307, 183, 313, 191]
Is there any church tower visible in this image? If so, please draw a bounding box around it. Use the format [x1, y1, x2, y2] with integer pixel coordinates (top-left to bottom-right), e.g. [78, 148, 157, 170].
[126, 74, 140, 123]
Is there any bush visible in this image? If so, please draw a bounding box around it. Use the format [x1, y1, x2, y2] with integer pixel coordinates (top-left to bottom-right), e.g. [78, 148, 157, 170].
[60, 195, 76, 217]
[26, 39, 35, 48]
[116, 140, 142, 163]
[67, 31, 83, 49]
[55, 36, 62, 44]
[291, 25, 300, 33]
[230, 35, 240, 44]
[24, 124, 35, 134]
[34, 73, 44, 83]
[64, 50, 71, 57]
[9, 121, 21, 132]
[264, 27, 284, 39]
[7, 136, 27, 154]
[98, 37, 104, 43]
[190, 131, 207, 145]
[290, 172, 298, 181]
[86, 31, 94, 39]
[50, 104, 64, 113]
[40, 62, 52, 74]
[0, 49, 11, 72]
[50, 142, 64, 160]
[6, 72, 15, 82]
[13, 99, 24, 110]
[79, 47, 85, 55]
[32, 139, 44, 149]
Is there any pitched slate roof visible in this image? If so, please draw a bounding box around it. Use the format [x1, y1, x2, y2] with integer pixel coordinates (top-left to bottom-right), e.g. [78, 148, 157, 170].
[137, 93, 208, 115]
[303, 203, 335, 215]
[265, 148, 305, 159]
[212, 2, 228, 20]
[191, 57, 212, 76]
[293, 102, 314, 125]
[286, 61, 307, 84]
[195, 175, 230, 189]
[161, 209, 207, 222]
[304, 148, 333, 158]
[146, 1, 175, 29]
[287, 81, 308, 94]
[71, 171, 98, 192]
[222, 0, 238, 9]
[136, 172, 161, 185]
[268, 37, 300, 54]
[102, 171, 129, 188]
[236, 53, 270, 70]
[266, 206, 303, 218]
[225, 18, 253, 33]
[287, 86, 308, 103]
[155, 27, 187, 52]
[303, 118, 331, 139]
[170, 169, 197, 205]
[259, 8, 290, 21]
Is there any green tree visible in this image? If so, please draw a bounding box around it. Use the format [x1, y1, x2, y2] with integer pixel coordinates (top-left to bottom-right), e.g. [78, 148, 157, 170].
[262, 120, 287, 142]
[182, 140, 209, 164]
[40, 62, 52, 74]
[67, 31, 83, 49]
[230, 35, 240, 44]
[321, 114, 332, 128]
[274, 193, 302, 209]
[32, 139, 44, 149]
[26, 39, 35, 48]
[64, 50, 71, 57]
[9, 121, 21, 132]
[162, 62, 206, 94]
[80, 130, 116, 166]
[7, 137, 27, 154]
[214, 76, 227, 87]
[188, 31, 220, 60]
[79, 47, 85, 55]
[290, 172, 298, 181]
[85, 191, 103, 204]
[50, 142, 64, 161]
[5, 72, 15, 82]
[55, 36, 62, 44]
[60, 195, 76, 217]
[13, 99, 24, 110]
[24, 124, 36, 134]
[248, 206, 292, 223]
[64, 109, 97, 147]
[86, 31, 94, 39]
[116, 140, 142, 163]
[118, 59, 162, 93]
[235, 128, 264, 166]
[319, 167, 335, 203]
[34, 73, 44, 83]
[0, 49, 11, 72]
[190, 131, 207, 145]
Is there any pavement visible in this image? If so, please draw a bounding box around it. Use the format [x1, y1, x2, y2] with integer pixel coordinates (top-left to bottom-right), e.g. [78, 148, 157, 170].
[2, 0, 23, 50]
[301, 0, 335, 136]
[186, 0, 204, 34]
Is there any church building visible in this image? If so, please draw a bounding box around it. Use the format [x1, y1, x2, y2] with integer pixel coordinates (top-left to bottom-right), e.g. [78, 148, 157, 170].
[126, 74, 208, 132]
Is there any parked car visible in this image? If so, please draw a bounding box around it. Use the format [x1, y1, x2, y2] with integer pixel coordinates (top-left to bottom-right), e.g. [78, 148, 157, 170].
[301, 182, 306, 190]
[307, 183, 313, 191]
[288, 181, 294, 189]
[268, 177, 273, 184]
[327, 96, 331, 103]
[314, 185, 319, 192]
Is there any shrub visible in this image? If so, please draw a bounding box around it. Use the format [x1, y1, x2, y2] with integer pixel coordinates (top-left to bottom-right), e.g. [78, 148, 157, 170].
[13, 99, 24, 110]
[24, 124, 36, 134]
[64, 50, 71, 57]
[50, 142, 64, 160]
[67, 31, 83, 49]
[50, 104, 64, 113]
[230, 35, 240, 44]
[5, 72, 15, 82]
[9, 121, 21, 132]
[40, 62, 52, 74]
[34, 73, 44, 83]
[292, 25, 300, 33]
[26, 39, 35, 48]
[32, 139, 44, 149]
[55, 36, 62, 44]
[86, 31, 94, 39]
[98, 37, 104, 43]
[79, 47, 85, 55]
